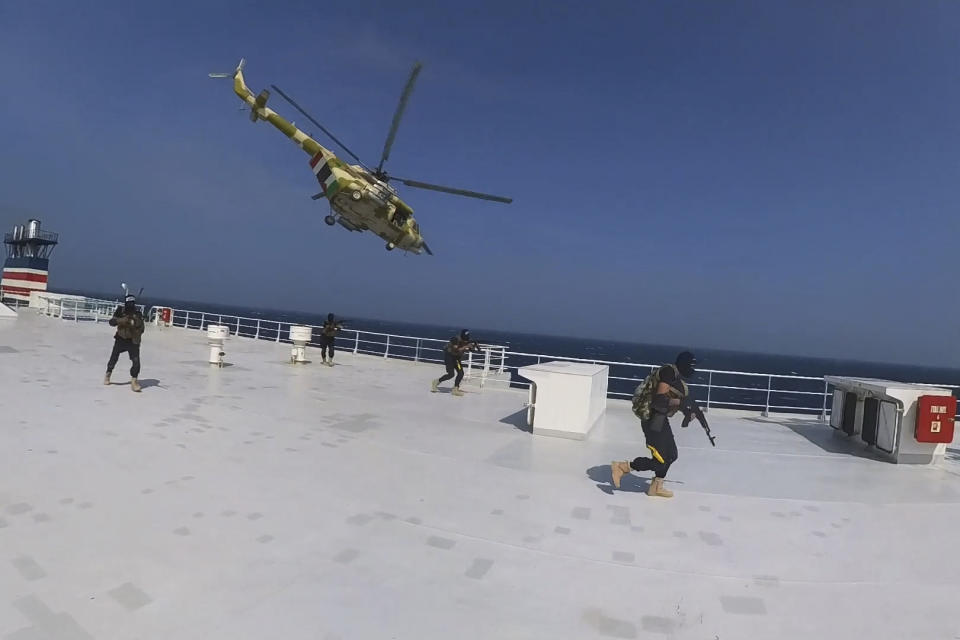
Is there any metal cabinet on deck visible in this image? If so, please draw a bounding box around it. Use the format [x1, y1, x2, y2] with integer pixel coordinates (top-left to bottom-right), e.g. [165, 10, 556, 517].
[825, 377, 954, 464]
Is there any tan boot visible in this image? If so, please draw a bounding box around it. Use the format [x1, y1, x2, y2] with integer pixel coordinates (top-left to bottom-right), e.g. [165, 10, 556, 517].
[452, 387, 464, 397]
[431, 379, 439, 393]
[104, 372, 111, 385]
[647, 477, 673, 498]
[130, 378, 142, 393]
[610, 461, 632, 489]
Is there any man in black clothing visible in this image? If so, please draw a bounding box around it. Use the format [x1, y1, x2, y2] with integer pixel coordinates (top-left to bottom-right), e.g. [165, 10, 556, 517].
[319, 313, 343, 366]
[105, 294, 145, 392]
[431, 330, 476, 397]
[611, 351, 697, 498]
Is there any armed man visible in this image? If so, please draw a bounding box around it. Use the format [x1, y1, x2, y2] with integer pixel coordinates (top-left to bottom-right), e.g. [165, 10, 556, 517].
[319, 313, 343, 366]
[431, 329, 479, 397]
[611, 351, 707, 498]
[104, 294, 145, 392]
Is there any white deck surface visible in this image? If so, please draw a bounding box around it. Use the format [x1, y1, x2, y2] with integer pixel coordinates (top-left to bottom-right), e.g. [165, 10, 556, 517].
[2, 312, 960, 640]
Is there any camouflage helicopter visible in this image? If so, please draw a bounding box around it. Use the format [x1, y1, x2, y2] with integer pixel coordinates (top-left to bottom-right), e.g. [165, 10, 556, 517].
[209, 59, 512, 255]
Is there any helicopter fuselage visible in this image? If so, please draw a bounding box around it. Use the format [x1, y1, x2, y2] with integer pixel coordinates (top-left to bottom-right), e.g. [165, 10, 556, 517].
[229, 67, 427, 254]
[323, 166, 422, 252]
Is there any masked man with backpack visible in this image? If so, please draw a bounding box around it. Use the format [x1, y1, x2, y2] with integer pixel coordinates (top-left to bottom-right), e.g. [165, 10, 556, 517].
[611, 351, 698, 498]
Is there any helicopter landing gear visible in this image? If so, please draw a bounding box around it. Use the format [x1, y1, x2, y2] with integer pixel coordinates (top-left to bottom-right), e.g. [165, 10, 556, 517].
[324, 215, 336, 226]
[351, 190, 363, 201]
[385, 242, 396, 251]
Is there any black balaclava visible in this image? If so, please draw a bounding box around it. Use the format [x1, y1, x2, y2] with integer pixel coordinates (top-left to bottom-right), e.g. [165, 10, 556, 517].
[460, 330, 471, 341]
[675, 351, 697, 378]
[327, 313, 334, 323]
[124, 294, 136, 314]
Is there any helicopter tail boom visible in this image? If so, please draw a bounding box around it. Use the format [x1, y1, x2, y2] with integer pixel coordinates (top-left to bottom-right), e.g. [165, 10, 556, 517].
[208, 58, 253, 103]
[210, 59, 321, 157]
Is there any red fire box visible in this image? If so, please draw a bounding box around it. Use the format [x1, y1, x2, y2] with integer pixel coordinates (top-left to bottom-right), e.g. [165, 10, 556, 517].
[916, 395, 956, 443]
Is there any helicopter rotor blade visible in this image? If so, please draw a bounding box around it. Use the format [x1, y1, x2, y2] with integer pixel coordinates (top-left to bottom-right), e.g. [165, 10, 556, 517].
[395, 177, 513, 204]
[377, 62, 422, 174]
[269, 84, 370, 170]
[421, 242, 434, 256]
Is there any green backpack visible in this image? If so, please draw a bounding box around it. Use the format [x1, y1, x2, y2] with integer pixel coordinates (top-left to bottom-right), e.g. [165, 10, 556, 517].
[632, 364, 684, 420]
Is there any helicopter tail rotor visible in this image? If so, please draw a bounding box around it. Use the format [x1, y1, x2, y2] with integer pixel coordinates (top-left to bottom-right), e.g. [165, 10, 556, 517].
[208, 58, 245, 79]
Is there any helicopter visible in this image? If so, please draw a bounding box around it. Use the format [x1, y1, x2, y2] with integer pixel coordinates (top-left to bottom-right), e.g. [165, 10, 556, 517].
[209, 59, 512, 255]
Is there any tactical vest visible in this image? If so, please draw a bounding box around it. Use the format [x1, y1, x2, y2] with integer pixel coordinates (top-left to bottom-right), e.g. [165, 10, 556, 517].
[632, 364, 687, 420]
[321, 321, 339, 337]
[444, 338, 465, 358]
[116, 313, 145, 344]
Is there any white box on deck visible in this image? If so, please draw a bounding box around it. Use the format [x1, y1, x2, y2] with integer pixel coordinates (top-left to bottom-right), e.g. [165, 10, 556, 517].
[517, 361, 608, 440]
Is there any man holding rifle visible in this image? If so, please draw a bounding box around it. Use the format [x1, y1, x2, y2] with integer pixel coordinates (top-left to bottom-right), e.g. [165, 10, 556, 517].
[320, 313, 344, 366]
[431, 330, 480, 397]
[611, 351, 714, 498]
[104, 293, 145, 393]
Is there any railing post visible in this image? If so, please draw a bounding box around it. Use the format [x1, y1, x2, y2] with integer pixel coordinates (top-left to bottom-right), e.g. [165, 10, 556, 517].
[481, 348, 491, 388]
[498, 348, 505, 374]
[820, 379, 829, 422]
[467, 351, 474, 378]
[763, 375, 772, 417]
[276, 323, 281, 343]
[236, 317, 241, 336]
[414, 339, 420, 363]
[706, 371, 713, 413]
[255, 319, 261, 340]
[354, 332, 359, 354]
[384, 335, 390, 358]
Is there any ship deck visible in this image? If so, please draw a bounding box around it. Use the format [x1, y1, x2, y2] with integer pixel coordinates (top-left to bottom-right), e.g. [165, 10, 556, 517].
[1, 310, 959, 640]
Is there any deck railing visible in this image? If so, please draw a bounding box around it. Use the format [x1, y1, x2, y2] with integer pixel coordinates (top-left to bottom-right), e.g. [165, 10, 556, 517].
[141, 304, 960, 418]
[146, 305, 509, 385]
[23, 298, 957, 419]
[33, 295, 144, 321]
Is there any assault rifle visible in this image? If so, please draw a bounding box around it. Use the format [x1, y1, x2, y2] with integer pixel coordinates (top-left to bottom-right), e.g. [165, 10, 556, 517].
[680, 396, 716, 446]
[322, 319, 346, 334]
[462, 338, 485, 354]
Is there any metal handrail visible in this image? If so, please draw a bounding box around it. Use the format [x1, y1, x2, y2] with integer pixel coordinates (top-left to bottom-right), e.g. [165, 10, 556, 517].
[33, 295, 145, 323]
[3, 230, 59, 243]
[506, 350, 825, 381]
[140, 303, 958, 418]
[146, 305, 509, 381]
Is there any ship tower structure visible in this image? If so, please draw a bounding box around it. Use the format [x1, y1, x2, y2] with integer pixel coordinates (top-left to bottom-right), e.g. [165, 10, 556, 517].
[1, 218, 59, 303]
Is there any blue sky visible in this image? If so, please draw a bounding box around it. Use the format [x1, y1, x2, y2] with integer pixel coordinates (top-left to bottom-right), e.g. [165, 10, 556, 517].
[1, 1, 958, 365]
